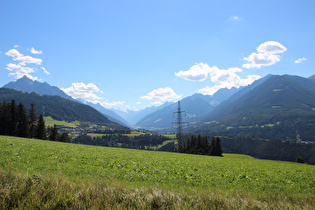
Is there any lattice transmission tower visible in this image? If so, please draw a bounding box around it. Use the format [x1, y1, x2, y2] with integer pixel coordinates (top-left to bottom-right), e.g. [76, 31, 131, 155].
[172, 100, 188, 150]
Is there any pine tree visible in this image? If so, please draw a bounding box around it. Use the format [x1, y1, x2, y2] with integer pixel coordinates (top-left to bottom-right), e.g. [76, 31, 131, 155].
[49, 124, 59, 141]
[28, 104, 37, 138]
[0, 102, 4, 135]
[0, 102, 11, 135]
[36, 114, 46, 140]
[215, 137, 223, 156]
[8, 100, 18, 136]
[60, 132, 70, 143]
[210, 137, 216, 156]
[17, 103, 29, 137]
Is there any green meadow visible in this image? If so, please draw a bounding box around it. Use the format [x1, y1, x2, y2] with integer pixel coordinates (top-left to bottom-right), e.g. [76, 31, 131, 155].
[1, 135, 314, 209]
[44, 116, 78, 128]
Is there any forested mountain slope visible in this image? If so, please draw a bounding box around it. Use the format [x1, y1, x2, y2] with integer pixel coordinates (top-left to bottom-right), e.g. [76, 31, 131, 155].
[195, 75, 315, 141]
[0, 88, 124, 128]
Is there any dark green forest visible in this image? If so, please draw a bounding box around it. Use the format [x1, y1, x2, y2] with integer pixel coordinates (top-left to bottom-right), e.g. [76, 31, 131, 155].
[0, 88, 122, 128]
[178, 134, 223, 156]
[220, 136, 315, 164]
[0, 100, 70, 143]
[73, 133, 169, 150]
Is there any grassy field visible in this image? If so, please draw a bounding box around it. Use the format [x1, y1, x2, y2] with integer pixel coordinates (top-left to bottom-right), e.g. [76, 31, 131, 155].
[1, 135, 314, 209]
[44, 116, 78, 128]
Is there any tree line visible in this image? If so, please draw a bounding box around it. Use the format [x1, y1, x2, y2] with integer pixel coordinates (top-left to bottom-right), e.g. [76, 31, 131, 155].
[178, 134, 223, 156]
[0, 100, 70, 142]
[221, 136, 315, 164]
[73, 133, 169, 150]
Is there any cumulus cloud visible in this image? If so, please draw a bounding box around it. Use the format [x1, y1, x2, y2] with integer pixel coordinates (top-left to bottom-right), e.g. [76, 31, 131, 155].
[5, 63, 38, 79]
[242, 41, 286, 69]
[140, 87, 181, 104]
[8, 66, 38, 80]
[5, 48, 46, 79]
[5, 49, 42, 65]
[295, 57, 307, 64]
[243, 53, 281, 69]
[5, 49, 22, 57]
[199, 74, 261, 95]
[257, 41, 287, 54]
[176, 63, 261, 95]
[61, 82, 103, 101]
[6, 63, 21, 70]
[41, 67, 50, 75]
[175, 63, 211, 81]
[30, 47, 43, 54]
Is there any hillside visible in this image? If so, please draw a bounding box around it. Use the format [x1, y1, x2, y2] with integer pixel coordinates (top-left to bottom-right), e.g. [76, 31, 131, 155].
[2, 76, 126, 126]
[1, 135, 314, 209]
[309, 74, 315, 81]
[196, 75, 315, 141]
[0, 88, 123, 128]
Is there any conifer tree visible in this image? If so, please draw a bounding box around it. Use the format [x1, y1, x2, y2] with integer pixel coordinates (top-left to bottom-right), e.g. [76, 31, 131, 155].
[215, 137, 223, 156]
[36, 114, 46, 140]
[49, 124, 59, 141]
[0, 102, 4, 135]
[60, 132, 70, 143]
[9, 100, 18, 136]
[210, 137, 216, 156]
[28, 104, 37, 138]
[17, 103, 29, 137]
[0, 102, 11, 135]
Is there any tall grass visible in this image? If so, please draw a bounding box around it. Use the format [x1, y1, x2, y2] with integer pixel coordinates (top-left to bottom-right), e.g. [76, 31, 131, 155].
[2, 170, 313, 209]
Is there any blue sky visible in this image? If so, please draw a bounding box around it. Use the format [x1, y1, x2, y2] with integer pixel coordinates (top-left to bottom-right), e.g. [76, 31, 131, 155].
[1, 0, 314, 110]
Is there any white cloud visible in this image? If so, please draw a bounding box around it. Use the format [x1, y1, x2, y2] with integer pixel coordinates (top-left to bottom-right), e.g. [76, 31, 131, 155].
[175, 63, 211, 81]
[41, 67, 50, 75]
[243, 53, 280, 69]
[6, 63, 38, 80]
[6, 63, 21, 71]
[199, 74, 261, 95]
[257, 41, 287, 54]
[30, 47, 43, 54]
[176, 63, 261, 96]
[295, 57, 307, 64]
[140, 87, 181, 104]
[14, 45, 19, 48]
[136, 102, 141, 105]
[8, 67, 38, 80]
[61, 82, 103, 101]
[5, 49, 22, 57]
[243, 41, 286, 69]
[5, 49, 42, 65]
[232, 16, 239, 20]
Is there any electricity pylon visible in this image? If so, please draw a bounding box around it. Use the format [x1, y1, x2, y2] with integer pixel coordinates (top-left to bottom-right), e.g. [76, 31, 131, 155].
[172, 100, 188, 150]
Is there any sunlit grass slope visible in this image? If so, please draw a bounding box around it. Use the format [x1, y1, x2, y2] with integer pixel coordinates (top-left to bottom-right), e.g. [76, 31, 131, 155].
[1, 135, 314, 209]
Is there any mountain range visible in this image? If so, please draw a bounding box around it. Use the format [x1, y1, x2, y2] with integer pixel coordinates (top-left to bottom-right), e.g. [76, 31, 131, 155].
[194, 74, 315, 141]
[2, 74, 315, 141]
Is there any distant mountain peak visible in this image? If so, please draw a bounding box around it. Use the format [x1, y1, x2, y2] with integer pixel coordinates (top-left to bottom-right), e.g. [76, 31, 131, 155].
[309, 74, 315, 81]
[3, 77, 72, 100]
